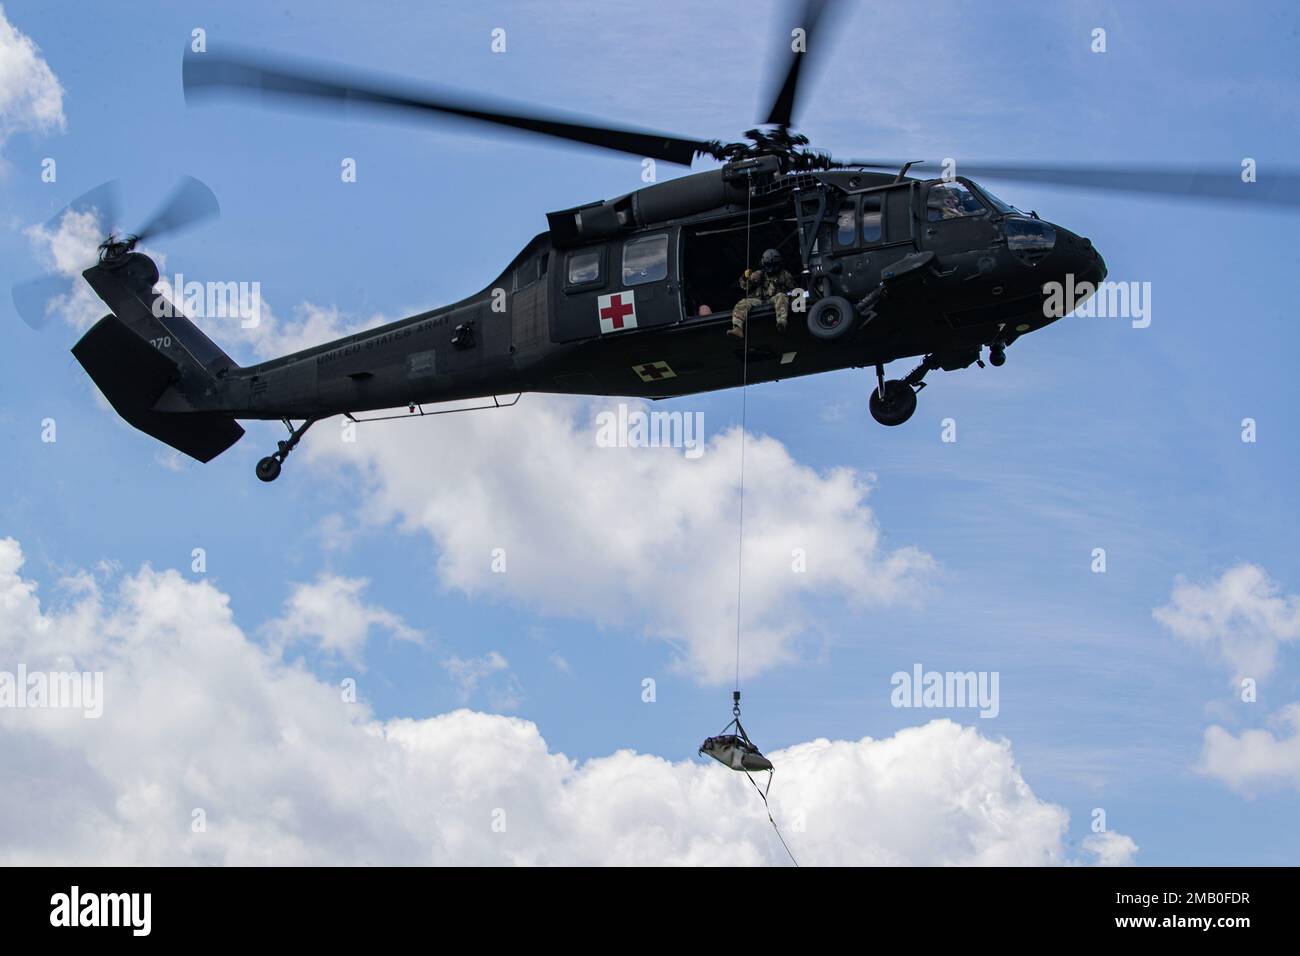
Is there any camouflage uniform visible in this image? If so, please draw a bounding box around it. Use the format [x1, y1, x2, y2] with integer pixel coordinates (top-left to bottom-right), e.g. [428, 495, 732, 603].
[730, 267, 794, 336]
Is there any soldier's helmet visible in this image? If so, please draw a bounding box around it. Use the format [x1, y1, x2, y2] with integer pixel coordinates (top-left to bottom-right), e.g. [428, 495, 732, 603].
[760, 248, 782, 271]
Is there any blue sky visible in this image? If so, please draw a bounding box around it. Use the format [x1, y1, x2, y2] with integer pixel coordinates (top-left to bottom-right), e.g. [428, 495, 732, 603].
[2, 0, 1298, 865]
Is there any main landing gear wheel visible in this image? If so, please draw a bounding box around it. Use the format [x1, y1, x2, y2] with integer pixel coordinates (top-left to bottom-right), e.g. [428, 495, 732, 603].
[256, 456, 282, 482]
[807, 295, 855, 341]
[869, 379, 918, 426]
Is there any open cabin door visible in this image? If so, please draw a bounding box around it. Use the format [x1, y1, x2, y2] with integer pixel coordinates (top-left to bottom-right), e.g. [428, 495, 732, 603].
[680, 212, 802, 322]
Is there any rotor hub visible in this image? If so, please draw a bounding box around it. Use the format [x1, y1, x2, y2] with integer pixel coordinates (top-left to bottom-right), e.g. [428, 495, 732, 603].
[97, 234, 138, 265]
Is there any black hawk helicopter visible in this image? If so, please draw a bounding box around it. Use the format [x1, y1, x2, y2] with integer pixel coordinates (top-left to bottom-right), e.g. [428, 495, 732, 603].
[16, 1, 1299, 482]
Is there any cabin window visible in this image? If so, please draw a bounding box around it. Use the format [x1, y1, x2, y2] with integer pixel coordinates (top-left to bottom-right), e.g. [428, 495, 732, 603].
[834, 201, 856, 247]
[926, 181, 987, 221]
[861, 194, 883, 243]
[622, 234, 669, 286]
[567, 250, 602, 285]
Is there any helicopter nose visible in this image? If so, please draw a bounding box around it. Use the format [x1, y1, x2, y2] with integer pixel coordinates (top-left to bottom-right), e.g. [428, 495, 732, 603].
[1088, 240, 1107, 283]
[1030, 225, 1107, 325]
[1054, 226, 1107, 285]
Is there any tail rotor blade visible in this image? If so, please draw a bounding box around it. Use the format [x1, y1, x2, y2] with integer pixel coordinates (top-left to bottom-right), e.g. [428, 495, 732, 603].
[45, 179, 122, 236]
[14, 181, 121, 331]
[14, 177, 219, 334]
[134, 175, 220, 243]
[12, 274, 72, 331]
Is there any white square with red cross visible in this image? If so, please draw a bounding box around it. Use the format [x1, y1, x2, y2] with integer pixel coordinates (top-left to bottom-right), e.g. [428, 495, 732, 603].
[597, 290, 637, 334]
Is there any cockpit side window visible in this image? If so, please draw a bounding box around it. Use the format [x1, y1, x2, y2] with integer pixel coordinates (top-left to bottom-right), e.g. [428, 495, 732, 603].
[926, 181, 988, 222]
[834, 201, 856, 247]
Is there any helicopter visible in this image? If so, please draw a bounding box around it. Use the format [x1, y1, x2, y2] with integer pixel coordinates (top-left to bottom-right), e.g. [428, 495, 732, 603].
[15, 1, 1300, 482]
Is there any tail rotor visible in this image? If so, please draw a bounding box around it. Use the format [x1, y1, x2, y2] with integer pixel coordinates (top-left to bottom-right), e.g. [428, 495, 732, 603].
[11, 176, 220, 331]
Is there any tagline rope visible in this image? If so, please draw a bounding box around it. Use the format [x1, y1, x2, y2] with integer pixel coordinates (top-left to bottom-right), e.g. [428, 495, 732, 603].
[734, 173, 753, 691]
[730, 176, 798, 869]
[745, 770, 799, 867]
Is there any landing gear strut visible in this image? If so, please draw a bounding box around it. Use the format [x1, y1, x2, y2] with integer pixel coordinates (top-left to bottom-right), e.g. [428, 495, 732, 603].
[256, 417, 318, 482]
[869, 362, 921, 426]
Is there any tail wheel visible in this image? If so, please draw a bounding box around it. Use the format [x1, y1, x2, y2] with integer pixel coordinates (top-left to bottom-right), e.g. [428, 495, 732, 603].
[256, 456, 282, 482]
[869, 380, 918, 426]
[807, 295, 855, 340]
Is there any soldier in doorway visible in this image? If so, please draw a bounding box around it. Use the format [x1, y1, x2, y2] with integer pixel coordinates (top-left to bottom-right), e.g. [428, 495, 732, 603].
[728, 248, 794, 338]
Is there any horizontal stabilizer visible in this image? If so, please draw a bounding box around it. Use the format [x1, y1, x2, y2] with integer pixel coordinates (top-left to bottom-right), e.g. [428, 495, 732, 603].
[72, 315, 245, 463]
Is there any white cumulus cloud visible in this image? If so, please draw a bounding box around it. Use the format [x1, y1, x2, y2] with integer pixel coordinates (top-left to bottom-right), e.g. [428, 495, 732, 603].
[1155, 564, 1300, 795]
[265, 573, 420, 667]
[305, 396, 934, 683]
[1200, 703, 1300, 795]
[1153, 564, 1300, 684]
[0, 5, 64, 147]
[0, 537, 1128, 866]
[443, 650, 522, 711]
[1081, 831, 1139, 867]
[211, 298, 933, 684]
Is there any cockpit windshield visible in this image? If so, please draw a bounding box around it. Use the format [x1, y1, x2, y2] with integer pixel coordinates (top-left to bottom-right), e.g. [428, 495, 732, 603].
[970, 182, 1023, 215]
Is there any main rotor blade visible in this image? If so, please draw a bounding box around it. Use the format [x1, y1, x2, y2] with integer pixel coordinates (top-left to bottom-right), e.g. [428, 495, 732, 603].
[763, 0, 839, 129]
[184, 48, 720, 165]
[134, 175, 220, 243]
[841, 159, 1300, 209]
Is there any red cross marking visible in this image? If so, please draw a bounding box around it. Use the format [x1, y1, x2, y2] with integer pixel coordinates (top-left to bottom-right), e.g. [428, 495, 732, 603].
[600, 294, 634, 330]
[639, 363, 669, 380]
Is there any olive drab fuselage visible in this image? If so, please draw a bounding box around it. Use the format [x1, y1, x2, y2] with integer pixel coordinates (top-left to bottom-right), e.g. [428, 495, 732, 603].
[113, 163, 1106, 424]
